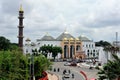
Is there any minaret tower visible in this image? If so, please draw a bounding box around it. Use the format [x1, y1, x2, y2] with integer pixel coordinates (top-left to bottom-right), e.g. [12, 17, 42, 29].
[18, 5, 24, 51]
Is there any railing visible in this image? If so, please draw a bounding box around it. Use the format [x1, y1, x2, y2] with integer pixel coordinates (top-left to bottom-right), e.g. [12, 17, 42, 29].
[38, 71, 48, 80]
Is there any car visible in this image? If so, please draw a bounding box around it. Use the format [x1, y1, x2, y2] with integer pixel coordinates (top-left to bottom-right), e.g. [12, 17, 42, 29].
[63, 72, 70, 78]
[70, 62, 77, 66]
[64, 62, 71, 66]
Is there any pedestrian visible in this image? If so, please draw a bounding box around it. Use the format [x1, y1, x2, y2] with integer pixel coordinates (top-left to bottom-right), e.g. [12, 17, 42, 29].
[54, 68, 56, 72]
[72, 73, 74, 78]
[63, 69, 66, 74]
[57, 68, 60, 72]
[68, 69, 70, 74]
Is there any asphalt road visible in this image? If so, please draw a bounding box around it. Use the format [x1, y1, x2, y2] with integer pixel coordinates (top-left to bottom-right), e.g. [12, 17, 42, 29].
[48, 61, 99, 80]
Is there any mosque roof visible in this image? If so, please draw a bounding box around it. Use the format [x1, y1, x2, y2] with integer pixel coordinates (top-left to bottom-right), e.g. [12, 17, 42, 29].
[78, 35, 91, 41]
[56, 31, 75, 41]
[40, 33, 55, 41]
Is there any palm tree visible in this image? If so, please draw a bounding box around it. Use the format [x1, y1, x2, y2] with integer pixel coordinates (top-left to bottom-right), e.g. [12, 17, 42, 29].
[98, 54, 120, 80]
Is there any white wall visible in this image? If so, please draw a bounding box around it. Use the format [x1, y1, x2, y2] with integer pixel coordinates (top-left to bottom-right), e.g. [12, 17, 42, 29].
[82, 41, 99, 58]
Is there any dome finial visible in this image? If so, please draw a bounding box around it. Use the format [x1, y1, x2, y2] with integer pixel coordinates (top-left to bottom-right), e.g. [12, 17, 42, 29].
[45, 32, 49, 36]
[64, 26, 68, 34]
[19, 4, 23, 12]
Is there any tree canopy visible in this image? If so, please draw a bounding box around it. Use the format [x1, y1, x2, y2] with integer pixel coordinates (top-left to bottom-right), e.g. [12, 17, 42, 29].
[0, 36, 11, 50]
[34, 54, 52, 78]
[52, 46, 62, 59]
[0, 50, 52, 80]
[0, 36, 18, 51]
[0, 50, 29, 80]
[95, 40, 112, 47]
[39, 45, 62, 59]
[98, 54, 120, 80]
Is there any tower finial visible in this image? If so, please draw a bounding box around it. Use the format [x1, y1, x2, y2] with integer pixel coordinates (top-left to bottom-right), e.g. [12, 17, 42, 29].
[19, 4, 23, 12]
[64, 26, 68, 34]
[45, 32, 49, 36]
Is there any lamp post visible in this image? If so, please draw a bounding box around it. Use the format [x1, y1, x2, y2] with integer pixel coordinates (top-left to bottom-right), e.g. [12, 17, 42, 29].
[31, 52, 35, 80]
[25, 38, 31, 80]
[25, 38, 35, 80]
[31, 43, 35, 80]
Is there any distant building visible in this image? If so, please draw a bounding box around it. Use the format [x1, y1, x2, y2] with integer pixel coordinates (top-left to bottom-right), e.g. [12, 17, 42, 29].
[24, 30, 101, 60]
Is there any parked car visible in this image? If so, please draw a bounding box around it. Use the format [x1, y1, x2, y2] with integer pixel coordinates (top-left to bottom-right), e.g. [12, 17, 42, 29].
[70, 62, 77, 66]
[64, 62, 71, 66]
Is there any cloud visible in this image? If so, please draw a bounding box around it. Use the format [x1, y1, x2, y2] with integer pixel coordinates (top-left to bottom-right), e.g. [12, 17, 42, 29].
[0, 0, 120, 43]
[81, 0, 120, 28]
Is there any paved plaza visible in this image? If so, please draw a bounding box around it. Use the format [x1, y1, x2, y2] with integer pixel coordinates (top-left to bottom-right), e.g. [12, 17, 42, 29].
[47, 62, 99, 80]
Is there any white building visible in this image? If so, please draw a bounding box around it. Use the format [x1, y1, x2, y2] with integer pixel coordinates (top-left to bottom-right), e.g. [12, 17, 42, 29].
[24, 31, 103, 60]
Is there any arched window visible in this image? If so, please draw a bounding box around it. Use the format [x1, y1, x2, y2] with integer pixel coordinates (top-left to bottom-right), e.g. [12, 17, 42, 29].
[87, 50, 89, 52]
[93, 53, 95, 57]
[87, 53, 89, 57]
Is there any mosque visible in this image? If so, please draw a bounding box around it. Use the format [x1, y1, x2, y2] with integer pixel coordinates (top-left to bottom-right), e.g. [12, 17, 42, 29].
[24, 30, 102, 60]
[17, 5, 103, 61]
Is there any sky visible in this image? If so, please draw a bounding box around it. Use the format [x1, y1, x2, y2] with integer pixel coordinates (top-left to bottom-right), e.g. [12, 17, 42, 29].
[0, 0, 120, 43]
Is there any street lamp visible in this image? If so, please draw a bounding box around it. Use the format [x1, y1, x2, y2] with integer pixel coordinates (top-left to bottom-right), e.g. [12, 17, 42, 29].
[31, 43, 35, 80]
[25, 38, 35, 80]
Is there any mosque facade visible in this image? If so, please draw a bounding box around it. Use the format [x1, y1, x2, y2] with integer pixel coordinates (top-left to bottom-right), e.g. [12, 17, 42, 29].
[24, 30, 102, 60]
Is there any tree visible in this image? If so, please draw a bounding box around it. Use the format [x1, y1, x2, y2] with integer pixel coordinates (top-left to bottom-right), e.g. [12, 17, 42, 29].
[39, 45, 53, 57]
[95, 40, 111, 47]
[34, 54, 52, 79]
[0, 36, 19, 51]
[0, 50, 29, 80]
[39, 45, 62, 59]
[52, 46, 62, 59]
[9, 43, 19, 51]
[0, 36, 11, 50]
[98, 54, 120, 80]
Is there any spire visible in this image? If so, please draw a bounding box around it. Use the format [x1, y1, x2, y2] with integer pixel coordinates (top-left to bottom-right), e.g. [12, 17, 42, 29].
[19, 4, 23, 12]
[64, 27, 68, 34]
[18, 4, 24, 52]
[45, 32, 49, 36]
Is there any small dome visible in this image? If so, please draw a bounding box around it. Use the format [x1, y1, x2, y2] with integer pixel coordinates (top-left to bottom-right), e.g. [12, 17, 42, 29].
[40, 33, 55, 41]
[41, 35, 55, 41]
[25, 38, 31, 42]
[78, 35, 91, 41]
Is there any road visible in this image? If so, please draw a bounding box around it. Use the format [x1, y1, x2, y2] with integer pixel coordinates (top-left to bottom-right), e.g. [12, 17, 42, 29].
[48, 62, 98, 80]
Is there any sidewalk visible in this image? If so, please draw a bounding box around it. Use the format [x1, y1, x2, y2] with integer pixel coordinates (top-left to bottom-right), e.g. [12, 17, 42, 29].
[47, 72, 59, 80]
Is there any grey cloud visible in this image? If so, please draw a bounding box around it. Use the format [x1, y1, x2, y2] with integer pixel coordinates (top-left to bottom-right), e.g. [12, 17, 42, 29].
[0, 0, 120, 43]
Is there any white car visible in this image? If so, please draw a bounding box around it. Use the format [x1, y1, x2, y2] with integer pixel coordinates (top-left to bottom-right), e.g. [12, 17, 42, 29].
[64, 62, 71, 66]
[63, 72, 70, 78]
